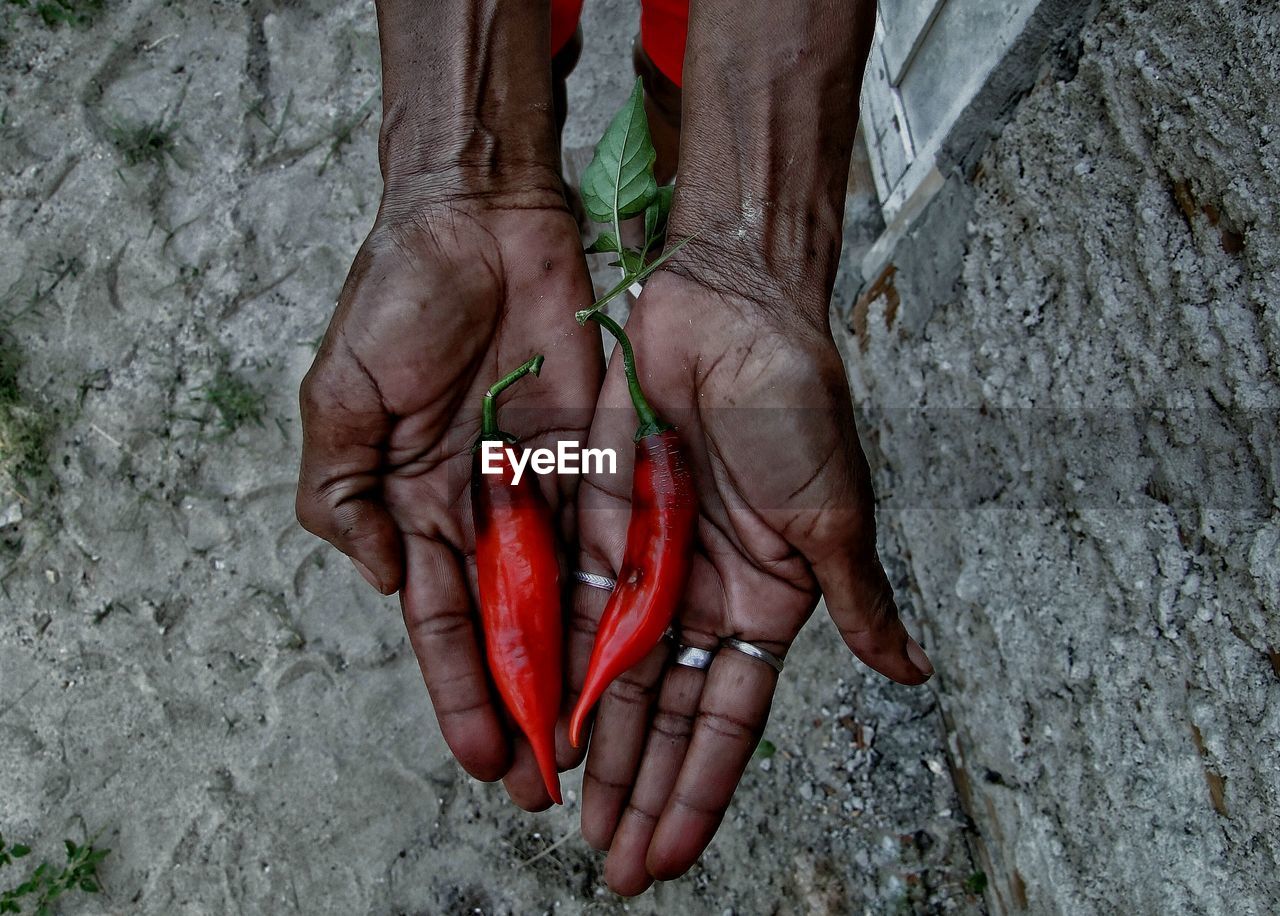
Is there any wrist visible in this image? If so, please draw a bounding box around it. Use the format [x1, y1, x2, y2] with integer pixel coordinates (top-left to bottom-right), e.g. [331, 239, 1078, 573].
[374, 0, 563, 209]
[662, 200, 840, 331]
[643, 264, 833, 340]
[661, 0, 877, 329]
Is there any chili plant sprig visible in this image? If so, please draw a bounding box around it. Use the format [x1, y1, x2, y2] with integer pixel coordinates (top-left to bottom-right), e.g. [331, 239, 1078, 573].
[565, 82, 703, 741]
[576, 77, 693, 323]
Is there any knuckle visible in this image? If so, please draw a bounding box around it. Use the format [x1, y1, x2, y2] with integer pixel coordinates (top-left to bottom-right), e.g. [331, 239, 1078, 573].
[605, 674, 656, 709]
[650, 707, 695, 742]
[294, 489, 330, 538]
[837, 584, 900, 641]
[407, 606, 474, 645]
[696, 709, 759, 745]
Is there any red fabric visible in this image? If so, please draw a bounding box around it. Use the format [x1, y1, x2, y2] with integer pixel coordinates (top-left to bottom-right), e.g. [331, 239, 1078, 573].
[549, 0, 689, 86]
[551, 0, 585, 55]
[639, 0, 689, 86]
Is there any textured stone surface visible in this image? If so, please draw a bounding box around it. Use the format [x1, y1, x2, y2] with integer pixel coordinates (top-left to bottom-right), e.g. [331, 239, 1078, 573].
[838, 0, 1280, 912]
[0, 1, 980, 912]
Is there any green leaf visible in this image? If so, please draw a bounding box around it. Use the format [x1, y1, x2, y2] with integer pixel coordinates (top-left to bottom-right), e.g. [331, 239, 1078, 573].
[10, 845, 29, 859]
[585, 232, 622, 255]
[79, 878, 99, 893]
[63, 840, 77, 859]
[85, 848, 109, 866]
[609, 250, 645, 274]
[754, 738, 777, 759]
[643, 184, 674, 250]
[580, 77, 657, 223]
[964, 871, 988, 894]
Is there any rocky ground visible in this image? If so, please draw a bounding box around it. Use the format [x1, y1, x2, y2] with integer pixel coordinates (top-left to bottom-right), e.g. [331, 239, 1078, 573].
[0, 1, 983, 913]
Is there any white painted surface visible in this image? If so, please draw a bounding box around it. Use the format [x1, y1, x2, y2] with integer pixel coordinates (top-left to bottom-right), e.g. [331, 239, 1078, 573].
[861, 0, 1044, 225]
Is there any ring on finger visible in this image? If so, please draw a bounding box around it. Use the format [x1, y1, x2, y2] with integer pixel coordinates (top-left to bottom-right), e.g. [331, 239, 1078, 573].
[573, 570, 616, 591]
[721, 637, 785, 673]
[673, 644, 714, 670]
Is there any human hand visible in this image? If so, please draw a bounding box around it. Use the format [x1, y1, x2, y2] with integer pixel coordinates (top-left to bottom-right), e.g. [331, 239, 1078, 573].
[297, 187, 602, 808]
[566, 270, 932, 894]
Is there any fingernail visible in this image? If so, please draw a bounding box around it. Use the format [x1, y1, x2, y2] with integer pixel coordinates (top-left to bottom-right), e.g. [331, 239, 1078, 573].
[350, 557, 382, 593]
[906, 637, 934, 678]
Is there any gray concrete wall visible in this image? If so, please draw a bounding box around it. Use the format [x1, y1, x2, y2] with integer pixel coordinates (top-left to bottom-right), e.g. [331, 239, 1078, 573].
[837, 0, 1280, 912]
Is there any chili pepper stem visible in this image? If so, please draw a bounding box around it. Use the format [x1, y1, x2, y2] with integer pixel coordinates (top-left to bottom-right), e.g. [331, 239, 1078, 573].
[586, 312, 669, 440]
[480, 354, 544, 440]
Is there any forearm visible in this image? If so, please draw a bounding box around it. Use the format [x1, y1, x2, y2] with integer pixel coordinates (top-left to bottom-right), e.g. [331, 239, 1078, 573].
[668, 0, 876, 324]
[375, 0, 561, 205]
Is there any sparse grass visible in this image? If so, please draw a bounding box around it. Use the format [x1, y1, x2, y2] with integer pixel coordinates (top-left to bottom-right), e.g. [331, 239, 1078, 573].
[0, 335, 53, 496]
[4, 0, 102, 27]
[248, 91, 293, 150]
[318, 94, 376, 175]
[1, 255, 81, 324]
[201, 365, 267, 435]
[108, 117, 180, 167]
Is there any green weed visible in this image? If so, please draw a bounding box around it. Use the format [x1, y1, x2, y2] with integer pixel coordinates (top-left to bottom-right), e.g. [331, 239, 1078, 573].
[0, 830, 109, 915]
[4, 0, 102, 28]
[108, 117, 180, 167]
[0, 336, 52, 494]
[201, 365, 267, 434]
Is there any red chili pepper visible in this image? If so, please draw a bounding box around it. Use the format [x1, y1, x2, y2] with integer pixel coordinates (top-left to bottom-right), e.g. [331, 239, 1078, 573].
[472, 355, 563, 804]
[569, 313, 696, 747]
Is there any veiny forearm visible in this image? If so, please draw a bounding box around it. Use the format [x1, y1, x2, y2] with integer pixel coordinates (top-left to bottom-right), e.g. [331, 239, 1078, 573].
[669, 0, 877, 324]
[375, 0, 562, 205]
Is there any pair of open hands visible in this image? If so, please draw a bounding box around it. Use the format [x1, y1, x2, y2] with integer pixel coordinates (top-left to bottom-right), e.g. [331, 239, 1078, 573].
[296, 191, 932, 895]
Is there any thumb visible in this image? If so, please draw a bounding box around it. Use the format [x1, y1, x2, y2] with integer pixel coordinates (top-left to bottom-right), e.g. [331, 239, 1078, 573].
[809, 521, 933, 685]
[296, 363, 404, 595]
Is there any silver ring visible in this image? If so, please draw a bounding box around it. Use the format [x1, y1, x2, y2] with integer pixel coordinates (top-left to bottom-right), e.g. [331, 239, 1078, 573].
[721, 637, 785, 673]
[673, 645, 714, 670]
[574, 571, 616, 591]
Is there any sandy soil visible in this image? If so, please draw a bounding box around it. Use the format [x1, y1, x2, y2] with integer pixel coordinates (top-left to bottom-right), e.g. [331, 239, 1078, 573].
[0, 1, 982, 912]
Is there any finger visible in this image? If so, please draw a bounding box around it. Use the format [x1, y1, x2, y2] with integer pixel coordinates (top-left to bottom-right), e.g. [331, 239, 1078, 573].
[646, 645, 780, 881]
[577, 556, 724, 849]
[602, 659, 709, 896]
[400, 534, 511, 782]
[502, 732, 557, 812]
[814, 543, 933, 686]
[296, 362, 404, 594]
[578, 643, 667, 850]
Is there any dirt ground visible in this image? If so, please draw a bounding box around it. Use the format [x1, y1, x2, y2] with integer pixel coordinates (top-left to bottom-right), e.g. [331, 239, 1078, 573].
[0, 1, 983, 912]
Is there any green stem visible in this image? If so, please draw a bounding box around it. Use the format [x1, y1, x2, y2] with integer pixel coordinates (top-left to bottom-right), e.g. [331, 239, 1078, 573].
[480, 354, 544, 439]
[587, 312, 668, 439]
[612, 209, 628, 285]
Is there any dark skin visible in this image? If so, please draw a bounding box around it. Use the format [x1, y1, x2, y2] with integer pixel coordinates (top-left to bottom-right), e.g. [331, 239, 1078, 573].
[297, 0, 933, 894]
